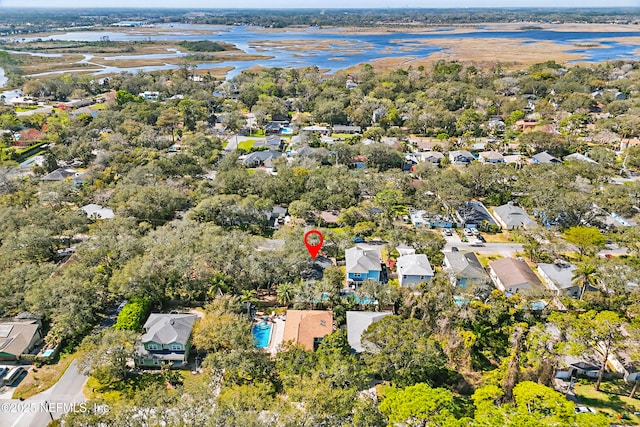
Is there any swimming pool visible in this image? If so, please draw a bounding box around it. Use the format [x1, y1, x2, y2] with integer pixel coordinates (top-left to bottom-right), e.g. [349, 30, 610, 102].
[42, 349, 54, 357]
[252, 322, 272, 349]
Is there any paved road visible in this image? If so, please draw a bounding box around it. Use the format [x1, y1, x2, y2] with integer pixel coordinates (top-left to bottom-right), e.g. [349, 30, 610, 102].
[440, 230, 524, 256]
[444, 241, 524, 257]
[223, 134, 238, 152]
[440, 230, 629, 259]
[0, 360, 89, 427]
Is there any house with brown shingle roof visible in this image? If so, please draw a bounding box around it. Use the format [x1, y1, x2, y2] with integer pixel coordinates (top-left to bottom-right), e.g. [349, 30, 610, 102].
[488, 257, 543, 294]
[282, 310, 333, 351]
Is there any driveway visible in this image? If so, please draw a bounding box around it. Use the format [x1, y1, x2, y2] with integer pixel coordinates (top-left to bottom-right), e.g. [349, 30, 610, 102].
[0, 359, 89, 427]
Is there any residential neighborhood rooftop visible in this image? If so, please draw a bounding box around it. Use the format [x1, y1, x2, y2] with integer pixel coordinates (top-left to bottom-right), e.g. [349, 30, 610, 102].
[489, 257, 543, 293]
[141, 313, 197, 346]
[346, 311, 393, 353]
[282, 310, 333, 351]
[345, 245, 383, 275]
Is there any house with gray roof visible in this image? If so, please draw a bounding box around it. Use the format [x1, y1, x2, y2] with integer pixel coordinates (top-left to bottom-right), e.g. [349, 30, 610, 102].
[242, 150, 283, 168]
[443, 252, 490, 290]
[488, 257, 544, 294]
[41, 168, 79, 182]
[346, 311, 393, 353]
[135, 313, 197, 368]
[418, 151, 445, 165]
[532, 151, 561, 164]
[332, 125, 361, 134]
[346, 245, 383, 286]
[478, 151, 505, 164]
[493, 203, 536, 230]
[537, 262, 588, 298]
[396, 254, 433, 288]
[448, 150, 475, 165]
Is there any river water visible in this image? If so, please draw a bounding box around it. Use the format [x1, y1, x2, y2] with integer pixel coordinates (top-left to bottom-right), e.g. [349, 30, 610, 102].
[6, 24, 640, 79]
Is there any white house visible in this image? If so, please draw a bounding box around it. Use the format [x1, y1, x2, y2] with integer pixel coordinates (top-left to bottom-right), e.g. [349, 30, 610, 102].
[80, 203, 115, 220]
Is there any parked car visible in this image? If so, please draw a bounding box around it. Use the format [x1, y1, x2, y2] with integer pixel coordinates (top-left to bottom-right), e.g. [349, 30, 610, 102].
[444, 229, 453, 236]
[451, 247, 459, 252]
[575, 406, 596, 414]
[470, 241, 485, 247]
[2, 367, 25, 386]
[353, 237, 365, 243]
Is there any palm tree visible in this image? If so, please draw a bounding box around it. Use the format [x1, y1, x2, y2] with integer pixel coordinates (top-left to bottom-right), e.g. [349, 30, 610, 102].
[276, 282, 295, 306]
[239, 289, 258, 317]
[572, 262, 600, 300]
[356, 279, 390, 311]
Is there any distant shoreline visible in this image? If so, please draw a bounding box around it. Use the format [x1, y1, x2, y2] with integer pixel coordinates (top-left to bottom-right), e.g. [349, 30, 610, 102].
[2, 22, 639, 80]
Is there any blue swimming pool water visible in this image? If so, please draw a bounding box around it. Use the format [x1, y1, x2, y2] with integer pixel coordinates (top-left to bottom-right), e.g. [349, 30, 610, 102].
[42, 349, 54, 357]
[454, 296, 471, 307]
[252, 322, 272, 349]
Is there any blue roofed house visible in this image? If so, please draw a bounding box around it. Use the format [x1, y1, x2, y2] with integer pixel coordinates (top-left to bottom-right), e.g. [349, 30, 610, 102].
[135, 313, 197, 368]
[346, 245, 383, 286]
[457, 201, 498, 230]
[396, 254, 433, 288]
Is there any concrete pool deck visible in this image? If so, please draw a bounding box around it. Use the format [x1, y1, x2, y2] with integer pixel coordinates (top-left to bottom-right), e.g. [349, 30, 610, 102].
[266, 318, 285, 356]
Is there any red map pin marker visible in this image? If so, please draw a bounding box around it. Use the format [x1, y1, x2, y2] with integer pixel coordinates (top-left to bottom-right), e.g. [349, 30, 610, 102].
[304, 230, 324, 260]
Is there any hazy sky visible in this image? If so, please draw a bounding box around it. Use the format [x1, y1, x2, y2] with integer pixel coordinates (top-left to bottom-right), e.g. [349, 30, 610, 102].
[1, 0, 639, 8]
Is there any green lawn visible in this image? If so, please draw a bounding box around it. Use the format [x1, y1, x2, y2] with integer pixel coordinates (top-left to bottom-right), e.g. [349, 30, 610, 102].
[575, 381, 640, 425]
[14, 106, 39, 112]
[476, 254, 503, 267]
[482, 231, 511, 243]
[330, 133, 353, 139]
[238, 140, 256, 151]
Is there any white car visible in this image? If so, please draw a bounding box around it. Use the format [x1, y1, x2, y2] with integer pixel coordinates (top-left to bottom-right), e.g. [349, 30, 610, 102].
[575, 406, 596, 414]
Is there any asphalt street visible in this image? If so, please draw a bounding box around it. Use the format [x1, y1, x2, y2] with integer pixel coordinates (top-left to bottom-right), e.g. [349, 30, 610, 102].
[0, 360, 89, 427]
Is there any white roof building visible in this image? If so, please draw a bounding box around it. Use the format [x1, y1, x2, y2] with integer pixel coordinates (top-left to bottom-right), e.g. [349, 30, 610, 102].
[396, 254, 434, 288]
[346, 311, 393, 353]
[80, 203, 115, 220]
